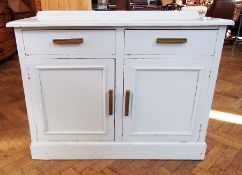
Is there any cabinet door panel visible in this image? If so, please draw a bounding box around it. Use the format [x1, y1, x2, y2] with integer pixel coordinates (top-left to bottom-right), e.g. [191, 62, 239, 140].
[28, 59, 115, 141]
[123, 59, 210, 141]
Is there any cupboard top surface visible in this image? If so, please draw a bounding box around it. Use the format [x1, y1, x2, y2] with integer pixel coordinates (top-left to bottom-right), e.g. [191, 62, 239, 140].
[7, 11, 233, 28]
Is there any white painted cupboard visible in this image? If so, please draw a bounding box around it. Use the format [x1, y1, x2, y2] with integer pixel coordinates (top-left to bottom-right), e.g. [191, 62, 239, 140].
[7, 11, 233, 160]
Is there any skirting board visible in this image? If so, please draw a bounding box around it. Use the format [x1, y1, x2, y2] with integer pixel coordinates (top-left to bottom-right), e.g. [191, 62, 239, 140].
[31, 142, 207, 160]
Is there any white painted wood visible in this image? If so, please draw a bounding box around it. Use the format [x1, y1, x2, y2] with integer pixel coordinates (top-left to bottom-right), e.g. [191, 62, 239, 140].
[8, 11, 230, 159]
[125, 30, 218, 56]
[27, 59, 115, 141]
[23, 30, 116, 56]
[123, 59, 210, 142]
[124, 54, 214, 59]
[26, 54, 115, 59]
[114, 28, 125, 141]
[199, 26, 227, 142]
[6, 11, 234, 28]
[14, 29, 38, 143]
[31, 142, 206, 160]
[35, 11, 201, 21]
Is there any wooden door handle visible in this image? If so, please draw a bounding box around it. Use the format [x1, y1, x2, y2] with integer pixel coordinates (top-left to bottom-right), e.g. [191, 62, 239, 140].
[53, 38, 84, 45]
[124, 90, 130, 117]
[108, 89, 113, 115]
[156, 38, 187, 44]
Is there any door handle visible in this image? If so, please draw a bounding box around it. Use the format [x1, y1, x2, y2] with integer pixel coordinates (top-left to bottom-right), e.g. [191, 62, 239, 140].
[53, 38, 84, 45]
[156, 38, 187, 44]
[108, 89, 113, 116]
[124, 90, 131, 117]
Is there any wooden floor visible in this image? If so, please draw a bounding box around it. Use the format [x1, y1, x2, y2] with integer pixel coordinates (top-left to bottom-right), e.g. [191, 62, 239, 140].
[0, 45, 241, 175]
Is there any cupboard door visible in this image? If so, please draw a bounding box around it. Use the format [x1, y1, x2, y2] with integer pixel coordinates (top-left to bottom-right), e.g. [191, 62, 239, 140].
[28, 59, 115, 141]
[123, 59, 210, 142]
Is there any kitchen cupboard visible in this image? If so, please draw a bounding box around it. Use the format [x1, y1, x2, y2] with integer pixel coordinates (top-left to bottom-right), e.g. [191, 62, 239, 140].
[7, 11, 233, 159]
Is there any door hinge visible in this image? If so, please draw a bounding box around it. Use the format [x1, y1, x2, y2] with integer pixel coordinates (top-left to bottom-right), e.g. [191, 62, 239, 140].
[27, 68, 30, 80]
[198, 124, 202, 141]
[199, 124, 202, 133]
[209, 69, 212, 79]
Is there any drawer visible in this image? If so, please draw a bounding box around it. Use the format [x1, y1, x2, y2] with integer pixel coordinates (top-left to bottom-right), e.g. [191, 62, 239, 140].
[125, 30, 218, 56]
[23, 30, 116, 56]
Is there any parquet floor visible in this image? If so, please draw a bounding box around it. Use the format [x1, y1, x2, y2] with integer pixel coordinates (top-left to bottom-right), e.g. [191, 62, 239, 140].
[0, 45, 242, 175]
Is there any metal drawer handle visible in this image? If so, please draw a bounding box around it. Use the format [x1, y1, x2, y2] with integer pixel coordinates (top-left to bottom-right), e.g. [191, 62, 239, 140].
[108, 89, 113, 116]
[124, 90, 131, 117]
[53, 38, 84, 45]
[156, 38, 187, 44]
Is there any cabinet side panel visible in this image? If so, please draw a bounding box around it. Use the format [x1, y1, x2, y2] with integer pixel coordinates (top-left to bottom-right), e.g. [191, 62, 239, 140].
[199, 27, 227, 142]
[14, 29, 38, 142]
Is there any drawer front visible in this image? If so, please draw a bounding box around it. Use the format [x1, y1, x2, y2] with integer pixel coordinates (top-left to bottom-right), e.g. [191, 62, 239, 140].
[23, 30, 116, 56]
[125, 30, 218, 56]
